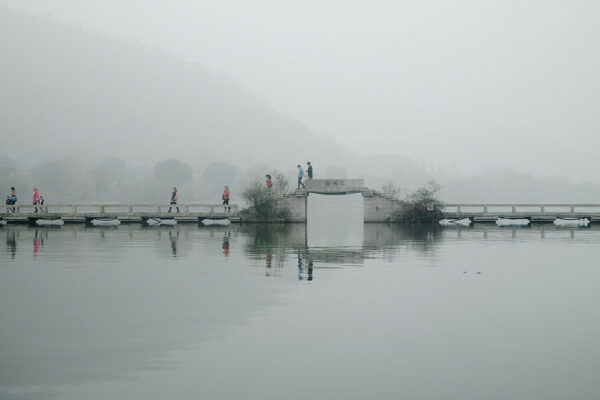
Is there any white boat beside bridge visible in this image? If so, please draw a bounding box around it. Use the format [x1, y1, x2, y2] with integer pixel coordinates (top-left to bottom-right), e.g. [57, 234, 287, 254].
[1, 203, 240, 224]
[442, 204, 600, 224]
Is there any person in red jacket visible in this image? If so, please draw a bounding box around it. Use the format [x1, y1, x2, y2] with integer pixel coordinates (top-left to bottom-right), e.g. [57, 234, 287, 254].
[265, 174, 272, 189]
[33, 187, 40, 213]
[222, 186, 231, 212]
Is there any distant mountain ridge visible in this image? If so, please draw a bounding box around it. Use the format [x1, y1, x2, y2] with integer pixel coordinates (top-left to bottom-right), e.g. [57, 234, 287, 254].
[6, 8, 598, 203]
[0, 8, 342, 166]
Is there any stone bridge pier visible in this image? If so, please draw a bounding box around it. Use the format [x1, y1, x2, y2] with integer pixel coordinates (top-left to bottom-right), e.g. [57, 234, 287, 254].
[280, 179, 401, 222]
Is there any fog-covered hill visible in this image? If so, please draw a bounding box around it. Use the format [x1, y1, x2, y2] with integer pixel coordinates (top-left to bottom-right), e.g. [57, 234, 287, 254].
[0, 8, 342, 166]
[3, 8, 599, 204]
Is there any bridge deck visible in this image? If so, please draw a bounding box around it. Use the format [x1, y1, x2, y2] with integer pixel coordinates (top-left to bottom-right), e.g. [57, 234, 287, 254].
[443, 204, 600, 222]
[303, 179, 367, 194]
[3, 203, 600, 224]
[0, 204, 240, 223]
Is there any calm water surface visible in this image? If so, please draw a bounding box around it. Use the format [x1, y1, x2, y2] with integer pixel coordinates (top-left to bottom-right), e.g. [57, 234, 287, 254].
[1, 218, 600, 399]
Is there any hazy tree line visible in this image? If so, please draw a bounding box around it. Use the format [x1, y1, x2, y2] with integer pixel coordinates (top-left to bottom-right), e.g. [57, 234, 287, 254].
[3, 153, 599, 206]
[0, 155, 296, 205]
[376, 169, 600, 204]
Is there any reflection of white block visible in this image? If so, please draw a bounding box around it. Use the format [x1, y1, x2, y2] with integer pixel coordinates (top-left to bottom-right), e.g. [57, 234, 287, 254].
[36, 218, 64, 226]
[496, 218, 530, 226]
[307, 193, 364, 248]
[146, 218, 177, 226]
[202, 219, 231, 226]
[553, 218, 590, 227]
[91, 218, 121, 226]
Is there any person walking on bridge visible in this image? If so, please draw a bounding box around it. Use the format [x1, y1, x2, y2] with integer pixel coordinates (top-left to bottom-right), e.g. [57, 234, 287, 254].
[222, 186, 231, 212]
[33, 188, 40, 213]
[8, 187, 17, 213]
[307, 162, 313, 180]
[297, 165, 305, 189]
[168, 187, 179, 213]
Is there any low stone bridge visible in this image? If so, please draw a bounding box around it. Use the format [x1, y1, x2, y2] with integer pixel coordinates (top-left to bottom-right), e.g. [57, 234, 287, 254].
[279, 180, 600, 224]
[443, 204, 600, 222]
[281, 179, 402, 222]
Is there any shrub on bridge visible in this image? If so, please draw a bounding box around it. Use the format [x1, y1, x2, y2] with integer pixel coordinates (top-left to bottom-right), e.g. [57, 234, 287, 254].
[271, 170, 290, 197]
[241, 181, 291, 221]
[381, 181, 401, 199]
[392, 181, 444, 224]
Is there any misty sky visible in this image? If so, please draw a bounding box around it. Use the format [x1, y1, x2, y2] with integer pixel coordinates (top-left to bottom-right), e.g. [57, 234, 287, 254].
[3, 0, 600, 181]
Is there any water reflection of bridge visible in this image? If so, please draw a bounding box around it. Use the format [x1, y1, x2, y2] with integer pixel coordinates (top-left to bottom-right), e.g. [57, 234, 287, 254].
[436, 223, 596, 240]
[3, 216, 597, 398]
[4, 224, 599, 264]
[224, 223, 600, 266]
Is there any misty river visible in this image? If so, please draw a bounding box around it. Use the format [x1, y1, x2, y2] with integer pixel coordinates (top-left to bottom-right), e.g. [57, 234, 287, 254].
[1, 202, 600, 399]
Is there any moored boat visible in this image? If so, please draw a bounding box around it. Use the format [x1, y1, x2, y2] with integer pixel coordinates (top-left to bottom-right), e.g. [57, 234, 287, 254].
[439, 217, 472, 227]
[553, 217, 590, 227]
[90, 217, 121, 226]
[146, 218, 177, 226]
[34, 217, 64, 226]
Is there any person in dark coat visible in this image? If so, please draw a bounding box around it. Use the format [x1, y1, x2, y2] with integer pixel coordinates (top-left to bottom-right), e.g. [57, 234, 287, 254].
[306, 162, 313, 179]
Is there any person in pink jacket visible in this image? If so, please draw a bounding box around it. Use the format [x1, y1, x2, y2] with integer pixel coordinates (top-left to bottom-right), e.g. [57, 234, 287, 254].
[33, 187, 40, 213]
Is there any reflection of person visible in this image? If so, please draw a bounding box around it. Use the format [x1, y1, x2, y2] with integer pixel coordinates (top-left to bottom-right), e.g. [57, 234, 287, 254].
[169, 231, 178, 256]
[298, 251, 304, 281]
[265, 253, 272, 276]
[33, 230, 43, 257]
[222, 231, 230, 257]
[307, 261, 313, 281]
[6, 231, 17, 259]
[168, 187, 179, 213]
[297, 165, 305, 189]
[222, 186, 231, 212]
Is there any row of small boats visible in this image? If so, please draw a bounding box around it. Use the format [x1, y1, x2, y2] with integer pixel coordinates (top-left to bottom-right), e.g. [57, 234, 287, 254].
[30, 217, 171, 226]
[91, 217, 182, 226]
[8, 217, 231, 227]
[440, 217, 591, 227]
[2, 216, 593, 228]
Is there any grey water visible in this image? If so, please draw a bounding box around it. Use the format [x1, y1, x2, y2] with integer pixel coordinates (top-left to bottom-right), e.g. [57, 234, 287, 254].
[2, 219, 600, 399]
